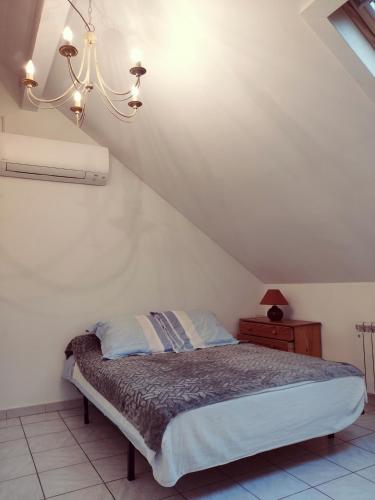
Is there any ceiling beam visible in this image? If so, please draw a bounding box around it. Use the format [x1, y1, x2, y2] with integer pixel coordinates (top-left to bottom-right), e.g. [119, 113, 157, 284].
[21, 0, 72, 110]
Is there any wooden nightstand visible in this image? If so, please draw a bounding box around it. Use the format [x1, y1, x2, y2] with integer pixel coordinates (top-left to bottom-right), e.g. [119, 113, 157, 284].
[238, 317, 322, 357]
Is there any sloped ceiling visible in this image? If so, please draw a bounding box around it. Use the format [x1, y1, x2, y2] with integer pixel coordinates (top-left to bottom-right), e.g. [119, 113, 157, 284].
[0, 0, 42, 103]
[6, 0, 375, 283]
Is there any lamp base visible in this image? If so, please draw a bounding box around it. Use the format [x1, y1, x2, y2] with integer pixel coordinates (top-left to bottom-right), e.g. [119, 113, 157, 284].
[267, 305, 283, 322]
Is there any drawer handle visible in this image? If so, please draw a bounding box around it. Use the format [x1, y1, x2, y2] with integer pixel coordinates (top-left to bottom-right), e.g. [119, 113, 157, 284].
[272, 329, 276, 334]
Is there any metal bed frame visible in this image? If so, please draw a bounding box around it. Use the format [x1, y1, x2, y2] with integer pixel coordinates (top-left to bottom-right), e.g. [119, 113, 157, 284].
[82, 395, 335, 482]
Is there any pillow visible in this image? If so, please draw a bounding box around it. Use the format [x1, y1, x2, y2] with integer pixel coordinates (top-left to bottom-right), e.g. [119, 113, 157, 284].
[91, 310, 237, 359]
[91, 314, 175, 359]
[150, 310, 238, 351]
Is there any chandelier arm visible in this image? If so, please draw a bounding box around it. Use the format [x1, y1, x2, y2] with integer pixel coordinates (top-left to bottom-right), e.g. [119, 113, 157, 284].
[27, 85, 78, 105]
[108, 77, 141, 102]
[67, 43, 88, 88]
[78, 99, 87, 128]
[95, 86, 137, 120]
[95, 66, 141, 103]
[95, 83, 137, 119]
[67, 58, 86, 87]
[94, 47, 135, 96]
[26, 45, 87, 104]
[96, 75, 133, 102]
[97, 94, 136, 122]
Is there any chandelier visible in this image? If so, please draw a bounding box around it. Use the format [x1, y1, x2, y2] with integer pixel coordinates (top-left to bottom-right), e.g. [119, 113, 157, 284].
[21, 0, 147, 127]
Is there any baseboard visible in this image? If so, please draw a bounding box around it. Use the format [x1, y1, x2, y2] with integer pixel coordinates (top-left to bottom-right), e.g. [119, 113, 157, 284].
[1, 397, 83, 419]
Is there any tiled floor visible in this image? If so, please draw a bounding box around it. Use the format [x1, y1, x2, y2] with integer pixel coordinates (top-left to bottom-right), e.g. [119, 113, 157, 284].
[1, 402, 375, 499]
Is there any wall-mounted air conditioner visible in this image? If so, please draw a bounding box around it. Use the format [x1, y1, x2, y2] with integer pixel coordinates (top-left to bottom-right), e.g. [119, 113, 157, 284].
[0, 133, 109, 185]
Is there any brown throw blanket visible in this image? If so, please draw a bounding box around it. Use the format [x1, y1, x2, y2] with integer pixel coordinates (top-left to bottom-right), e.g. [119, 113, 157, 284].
[66, 334, 363, 452]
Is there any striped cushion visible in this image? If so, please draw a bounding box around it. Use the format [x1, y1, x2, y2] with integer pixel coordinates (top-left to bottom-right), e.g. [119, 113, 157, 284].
[91, 310, 237, 359]
[152, 310, 238, 351]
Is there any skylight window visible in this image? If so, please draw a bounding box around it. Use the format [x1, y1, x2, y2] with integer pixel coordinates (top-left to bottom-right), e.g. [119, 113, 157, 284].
[302, 0, 375, 103]
[328, 0, 375, 73]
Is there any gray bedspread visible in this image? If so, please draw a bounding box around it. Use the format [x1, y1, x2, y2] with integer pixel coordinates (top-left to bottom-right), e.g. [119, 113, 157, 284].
[67, 334, 363, 452]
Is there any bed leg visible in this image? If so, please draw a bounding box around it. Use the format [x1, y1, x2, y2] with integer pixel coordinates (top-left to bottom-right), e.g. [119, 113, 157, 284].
[83, 396, 89, 425]
[328, 433, 334, 439]
[127, 441, 135, 481]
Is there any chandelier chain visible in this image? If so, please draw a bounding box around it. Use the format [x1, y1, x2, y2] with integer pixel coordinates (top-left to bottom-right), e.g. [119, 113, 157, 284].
[88, 0, 93, 27]
[66, 0, 93, 31]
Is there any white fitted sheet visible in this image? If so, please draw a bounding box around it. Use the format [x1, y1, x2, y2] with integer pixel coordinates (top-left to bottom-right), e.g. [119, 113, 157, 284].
[70, 362, 365, 486]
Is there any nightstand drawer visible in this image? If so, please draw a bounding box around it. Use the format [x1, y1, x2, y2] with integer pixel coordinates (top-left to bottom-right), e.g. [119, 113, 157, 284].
[241, 335, 294, 352]
[239, 321, 294, 341]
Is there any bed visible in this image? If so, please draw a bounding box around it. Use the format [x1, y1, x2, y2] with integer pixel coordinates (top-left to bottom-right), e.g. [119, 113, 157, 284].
[64, 332, 366, 487]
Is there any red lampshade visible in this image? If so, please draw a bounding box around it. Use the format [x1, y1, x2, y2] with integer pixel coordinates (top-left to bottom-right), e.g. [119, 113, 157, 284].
[260, 289, 288, 306]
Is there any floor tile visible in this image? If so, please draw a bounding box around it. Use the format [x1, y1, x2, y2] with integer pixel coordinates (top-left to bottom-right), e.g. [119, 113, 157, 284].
[175, 467, 226, 493]
[106, 472, 176, 500]
[23, 419, 67, 438]
[92, 454, 127, 482]
[263, 445, 311, 465]
[317, 472, 375, 499]
[337, 424, 373, 441]
[63, 413, 107, 430]
[44, 483, 113, 499]
[80, 437, 126, 460]
[59, 408, 83, 419]
[28, 430, 76, 453]
[0, 418, 21, 429]
[320, 442, 375, 472]
[7, 404, 45, 419]
[21, 411, 60, 425]
[356, 413, 375, 431]
[351, 433, 375, 453]
[0, 438, 29, 460]
[0, 474, 43, 500]
[0, 454, 35, 481]
[39, 462, 102, 497]
[283, 453, 349, 487]
[282, 489, 331, 499]
[33, 444, 88, 472]
[219, 455, 272, 480]
[0, 425, 24, 443]
[71, 423, 120, 444]
[300, 436, 344, 454]
[365, 403, 375, 413]
[184, 479, 257, 499]
[357, 463, 375, 482]
[92, 452, 150, 482]
[238, 465, 308, 500]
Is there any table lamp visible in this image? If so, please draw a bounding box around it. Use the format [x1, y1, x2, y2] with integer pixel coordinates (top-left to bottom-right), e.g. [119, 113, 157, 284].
[260, 289, 288, 321]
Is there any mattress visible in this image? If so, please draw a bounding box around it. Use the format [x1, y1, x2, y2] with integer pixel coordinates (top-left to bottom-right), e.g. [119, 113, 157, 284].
[68, 359, 366, 486]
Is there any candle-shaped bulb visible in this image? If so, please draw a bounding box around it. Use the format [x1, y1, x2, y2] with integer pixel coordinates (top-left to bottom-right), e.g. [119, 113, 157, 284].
[130, 48, 142, 66]
[73, 91, 82, 107]
[132, 86, 140, 99]
[25, 60, 35, 80]
[63, 26, 73, 43]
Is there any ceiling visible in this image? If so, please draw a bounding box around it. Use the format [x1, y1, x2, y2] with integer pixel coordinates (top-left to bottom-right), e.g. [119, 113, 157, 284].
[0, 0, 42, 103]
[3, 0, 375, 283]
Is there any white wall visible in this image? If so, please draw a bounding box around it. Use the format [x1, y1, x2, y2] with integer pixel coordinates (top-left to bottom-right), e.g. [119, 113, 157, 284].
[0, 83, 262, 411]
[264, 283, 375, 392]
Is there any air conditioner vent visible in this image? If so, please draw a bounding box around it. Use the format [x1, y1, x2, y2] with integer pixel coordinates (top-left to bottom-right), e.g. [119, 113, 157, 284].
[0, 133, 109, 185]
